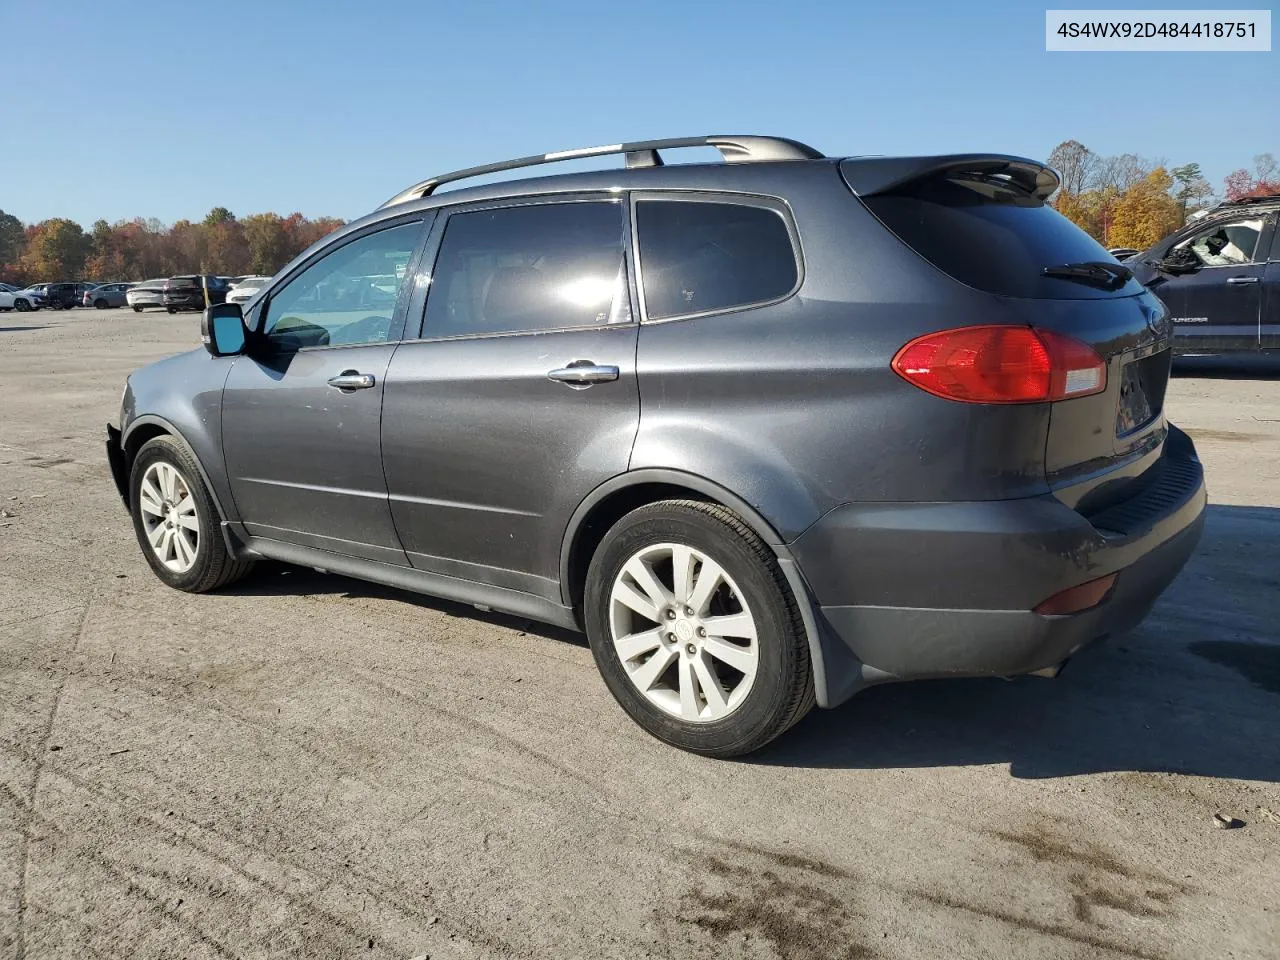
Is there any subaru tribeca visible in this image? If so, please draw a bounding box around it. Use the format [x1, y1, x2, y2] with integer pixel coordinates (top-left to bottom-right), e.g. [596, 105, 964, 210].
[106, 135, 1206, 757]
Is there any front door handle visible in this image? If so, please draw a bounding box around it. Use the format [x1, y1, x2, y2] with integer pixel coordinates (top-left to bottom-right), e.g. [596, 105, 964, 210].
[1226, 276, 1260, 284]
[547, 361, 620, 388]
[327, 370, 376, 391]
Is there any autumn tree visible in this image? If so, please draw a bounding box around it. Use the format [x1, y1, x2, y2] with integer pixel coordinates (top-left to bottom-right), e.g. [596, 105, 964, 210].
[19, 219, 92, 279]
[241, 213, 292, 274]
[0, 210, 25, 272]
[1107, 168, 1181, 249]
[1223, 153, 1280, 200]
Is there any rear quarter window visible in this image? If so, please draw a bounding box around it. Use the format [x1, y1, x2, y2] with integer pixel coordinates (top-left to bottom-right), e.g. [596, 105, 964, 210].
[862, 175, 1146, 299]
[635, 198, 799, 320]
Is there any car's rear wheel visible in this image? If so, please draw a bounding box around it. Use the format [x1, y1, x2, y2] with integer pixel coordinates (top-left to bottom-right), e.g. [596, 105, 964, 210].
[132, 305, 143, 312]
[94, 298, 108, 309]
[129, 436, 254, 593]
[584, 500, 813, 758]
[166, 307, 177, 314]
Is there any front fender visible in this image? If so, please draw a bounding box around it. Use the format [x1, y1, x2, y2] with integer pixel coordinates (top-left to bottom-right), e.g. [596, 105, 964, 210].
[120, 348, 237, 522]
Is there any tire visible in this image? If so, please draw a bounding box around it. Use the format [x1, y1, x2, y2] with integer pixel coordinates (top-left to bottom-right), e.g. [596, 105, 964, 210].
[14, 299, 30, 312]
[94, 298, 108, 309]
[166, 307, 177, 314]
[132, 305, 143, 312]
[584, 499, 813, 758]
[129, 436, 254, 593]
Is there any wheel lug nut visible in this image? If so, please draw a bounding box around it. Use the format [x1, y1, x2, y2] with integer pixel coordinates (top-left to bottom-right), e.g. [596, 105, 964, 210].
[666, 632, 676, 642]
[697, 627, 706, 637]
[665, 609, 676, 620]
[686, 643, 697, 655]
[684, 606, 694, 617]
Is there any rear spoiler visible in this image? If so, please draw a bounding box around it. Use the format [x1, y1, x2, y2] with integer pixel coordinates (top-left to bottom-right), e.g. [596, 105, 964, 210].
[839, 154, 1060, 201]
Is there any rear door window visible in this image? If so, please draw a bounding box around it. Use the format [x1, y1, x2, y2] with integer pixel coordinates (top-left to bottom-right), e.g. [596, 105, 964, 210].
[860, 173, 1146, 299]
[422, 200, 629, 338]
[634, 198, 799, 320]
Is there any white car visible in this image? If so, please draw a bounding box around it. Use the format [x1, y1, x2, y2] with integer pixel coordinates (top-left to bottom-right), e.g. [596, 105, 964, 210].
[226, 275, 273, 306]
[0, 283, 42, 312]
[126, 279, 168, 312]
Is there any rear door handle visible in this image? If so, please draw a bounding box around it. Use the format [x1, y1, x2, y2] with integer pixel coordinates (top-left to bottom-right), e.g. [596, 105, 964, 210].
[547, 361, 619, 388]
[1226, 276, 1260, 284]
[327, 370, 376, 391]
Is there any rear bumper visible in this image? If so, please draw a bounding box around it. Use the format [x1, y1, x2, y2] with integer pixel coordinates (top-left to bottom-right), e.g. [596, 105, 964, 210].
[106, 424, 129, 508]
[793, 425, 1207, 707]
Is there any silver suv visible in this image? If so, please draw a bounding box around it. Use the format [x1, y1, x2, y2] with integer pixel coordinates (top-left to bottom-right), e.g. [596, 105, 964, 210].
[108, 135, 1205, 756]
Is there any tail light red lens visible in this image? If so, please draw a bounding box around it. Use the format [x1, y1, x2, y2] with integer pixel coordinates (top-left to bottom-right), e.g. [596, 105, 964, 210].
[891, 325, 1106, 404]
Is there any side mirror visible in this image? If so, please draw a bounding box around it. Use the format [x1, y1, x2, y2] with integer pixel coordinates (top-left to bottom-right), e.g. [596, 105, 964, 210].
[202, 303, 248, 357]
[1157, 248, 1201, 276]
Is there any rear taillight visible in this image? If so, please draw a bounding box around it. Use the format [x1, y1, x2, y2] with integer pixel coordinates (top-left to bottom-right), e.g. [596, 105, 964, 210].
[891, 325, 1106, 404]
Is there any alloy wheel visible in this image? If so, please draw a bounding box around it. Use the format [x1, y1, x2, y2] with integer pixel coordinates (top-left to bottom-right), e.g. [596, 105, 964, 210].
[608, 542, 758, 723]
[138, 462, 200, 573]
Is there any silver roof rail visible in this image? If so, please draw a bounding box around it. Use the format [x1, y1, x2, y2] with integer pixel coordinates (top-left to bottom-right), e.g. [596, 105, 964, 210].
[379, 135, 824, 208]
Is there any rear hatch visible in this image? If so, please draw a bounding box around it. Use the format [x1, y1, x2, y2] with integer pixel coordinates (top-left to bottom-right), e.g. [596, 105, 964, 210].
[165, 276, 202, 300]
[842, 155, 1174, 514]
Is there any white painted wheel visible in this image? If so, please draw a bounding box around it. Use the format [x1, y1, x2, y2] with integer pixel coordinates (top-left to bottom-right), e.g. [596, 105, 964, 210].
[137, 461, 200, 573]
[608, 542, 759, 723]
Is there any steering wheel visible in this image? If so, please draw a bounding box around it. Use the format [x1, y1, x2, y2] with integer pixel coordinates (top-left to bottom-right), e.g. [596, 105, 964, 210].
[335, 315, 392, 345]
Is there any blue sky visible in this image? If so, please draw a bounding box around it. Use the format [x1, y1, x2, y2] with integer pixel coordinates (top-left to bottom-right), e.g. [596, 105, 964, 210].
[2, 0, 1274, 226]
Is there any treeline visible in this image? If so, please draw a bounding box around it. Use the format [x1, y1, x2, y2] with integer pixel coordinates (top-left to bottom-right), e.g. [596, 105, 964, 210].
[1048, 140, 1278, 249]
[0, 208, 346, 286]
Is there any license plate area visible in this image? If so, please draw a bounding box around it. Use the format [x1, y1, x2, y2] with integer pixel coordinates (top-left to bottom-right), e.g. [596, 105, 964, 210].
[1116, 349, 1170, 437]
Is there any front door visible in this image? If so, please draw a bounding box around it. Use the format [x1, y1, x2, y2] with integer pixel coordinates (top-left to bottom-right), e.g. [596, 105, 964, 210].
[221, 218, 428, 564]
[1162, 214, 1268, 352]
[1260, 215, 1280, 351]
[381, 197, 639, 601]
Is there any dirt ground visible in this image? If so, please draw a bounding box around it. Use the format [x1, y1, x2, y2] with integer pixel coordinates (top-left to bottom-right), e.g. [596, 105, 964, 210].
[1, 308, 1277, 960]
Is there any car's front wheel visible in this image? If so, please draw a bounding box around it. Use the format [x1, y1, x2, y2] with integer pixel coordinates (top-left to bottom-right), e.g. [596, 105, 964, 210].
[584, 500, 813, 758]
[131, 305, 143, 312]
[14, 299, 30, 312]
[129, 436, 254, 592]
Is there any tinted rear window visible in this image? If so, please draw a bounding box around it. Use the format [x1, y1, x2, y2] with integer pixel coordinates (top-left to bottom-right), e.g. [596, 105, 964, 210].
[861, 175, 1145, 299]
[424, 201, 628, 338]
[636, 200, 798, 319]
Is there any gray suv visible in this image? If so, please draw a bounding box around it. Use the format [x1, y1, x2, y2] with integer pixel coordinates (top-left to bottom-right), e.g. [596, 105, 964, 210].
[107, 135, 1206, 757]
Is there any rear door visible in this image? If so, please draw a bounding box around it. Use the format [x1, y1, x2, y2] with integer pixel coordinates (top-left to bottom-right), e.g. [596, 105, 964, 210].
[1160, 214, 1269, 352]
[381, 196, 639, 602]
[221, 217, 429, 564]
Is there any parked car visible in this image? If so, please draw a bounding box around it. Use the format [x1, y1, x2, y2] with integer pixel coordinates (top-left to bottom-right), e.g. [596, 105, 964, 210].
[36, 282, 97, 309]
[108, 134, 1206, 757]
[225, 275, 274, 306]
[1128, 193, 1279, 354]
[126, 279, 168, 312]
[162, 275, 229, 313]
[83, 282, 135, 309]
[0, 284, 43, 311]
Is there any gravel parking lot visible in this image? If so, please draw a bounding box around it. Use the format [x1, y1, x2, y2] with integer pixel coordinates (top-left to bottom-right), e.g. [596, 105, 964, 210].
[2, 307, 1277, 960]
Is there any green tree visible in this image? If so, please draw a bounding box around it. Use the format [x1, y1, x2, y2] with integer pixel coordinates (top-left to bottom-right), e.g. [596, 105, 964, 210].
[1171, 163, 1214, 219]
[203, 206, 235, 227]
